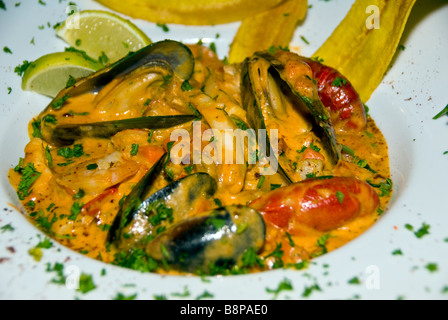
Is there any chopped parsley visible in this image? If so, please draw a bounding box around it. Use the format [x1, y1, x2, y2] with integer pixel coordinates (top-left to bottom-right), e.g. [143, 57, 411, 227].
[332, 77, 348, 87]
[66, 75, 76, 88]
[46, 262, 66, 285]
[45, 145, 53, 168]
[266, 278, 293, 299]
[86, 163, 98, 170]
[184, 164, 194, 175]
[78, 273, 97, 294]
[31, 119, 42, 138]
[264, 243, 284, 269]
[130, 143, 139, 156]
[98, 51, 109, 65]
[433, 104, 448, 119]
[336, 191, 344, 204]
[181, 80, 194, 91]
[300, 35, 310, 45]
[348, 276, 361, 285]
[42, 114, 57, 124]
[156, 23, 169, 32]
[231, 116, 249, 130]
[14, 60, 31, 76]
[17, 163, 41, 200]
[302, 283, 321, 298]
[112, 248, 159, 273]
[367, 178, 393, 197]
[146, 202, 174, 227]
[73, 188, 85, 199]
[0, 223, 14, 233]
[51, 94, 71, 110]
[257, 175, 265, 189]
[311, 233, 331, 257]
[68, 201, 84, 220]
[425, 263, 438, 273]
[57, 144, 84, 158]
[270, 184, 282, 190]
[405, 222, 430, 238]
[3, 46, 12, 54]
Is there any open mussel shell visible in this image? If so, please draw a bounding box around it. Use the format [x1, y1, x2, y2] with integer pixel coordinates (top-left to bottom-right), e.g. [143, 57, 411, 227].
[109, 170, 218, 252]
[51, 114, 197, 146]
[145, 205, 266, 274]
[241, 52, 340, 183]
[255, 51, 340, 165]
[241, 55, 293, 184]
[49, 40, 194, 102]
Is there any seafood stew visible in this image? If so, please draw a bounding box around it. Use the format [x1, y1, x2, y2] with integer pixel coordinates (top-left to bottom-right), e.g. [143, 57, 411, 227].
[8, 40, 392, 275]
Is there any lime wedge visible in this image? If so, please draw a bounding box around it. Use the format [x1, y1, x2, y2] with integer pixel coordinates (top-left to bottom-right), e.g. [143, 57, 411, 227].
[22, 51, 103, 97]
[55, 10, 152, 64]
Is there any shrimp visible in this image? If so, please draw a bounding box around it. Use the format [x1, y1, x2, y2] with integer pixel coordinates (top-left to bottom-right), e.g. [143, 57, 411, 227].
[273, 50, 367, 134]
[305, 58, 368, 133]
[249, 176, 379, 232]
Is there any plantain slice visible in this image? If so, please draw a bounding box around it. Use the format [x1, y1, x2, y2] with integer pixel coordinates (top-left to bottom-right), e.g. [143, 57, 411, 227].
[95, 0, 284, 25]
[228, 0, 308, 64]
[313, 0, 417, 103]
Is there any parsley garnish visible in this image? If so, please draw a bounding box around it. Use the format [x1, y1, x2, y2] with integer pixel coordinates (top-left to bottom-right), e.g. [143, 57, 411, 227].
[156, 23, 169, 32]
[78, 273, 97, 294]
[14, 60, 31, 76]
[57, 144, 84, 158]
[266, 278, 293, 299]
[433, 104, 448, 119]
[31, 119, 42, 138]
[336, 191, 344, 203]
[86, 163, 98, 170]
[45, 145, 53, 168]
[257, 175, 265, 189]
[184, 165, 194, 175]
[130, 143, 139, 156]
[51, 94, 71, 110]
[231, 116, 249, 130]
[66, 75, 76, 88]
[17, 163, 41, 200]
[332, 77, 347, 87]
[98, 51, 109, 65]
[406, 222, 430, 238]
[68, 201, 84, 220]
[181, 80, 194, 91]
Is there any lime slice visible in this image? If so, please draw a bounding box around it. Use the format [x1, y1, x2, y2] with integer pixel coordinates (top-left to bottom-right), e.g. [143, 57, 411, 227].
[22, 51, 103, 97]
[55, 10, 152, 64]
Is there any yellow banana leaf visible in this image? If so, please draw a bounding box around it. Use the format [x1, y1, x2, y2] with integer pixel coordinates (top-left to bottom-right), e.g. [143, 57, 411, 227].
[95, 0, 284, 25]
[228, 0, 308, 64]
[313, 0, 417, 103]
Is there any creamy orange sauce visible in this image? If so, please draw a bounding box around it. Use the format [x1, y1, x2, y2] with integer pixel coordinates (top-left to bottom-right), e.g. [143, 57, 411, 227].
[8, 44, 392, 274]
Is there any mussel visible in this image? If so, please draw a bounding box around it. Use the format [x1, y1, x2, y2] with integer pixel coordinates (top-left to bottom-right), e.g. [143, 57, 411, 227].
[145, 205, 266, 274]
[109, 161, 218, 251]
[39, 40, 196, 145]
[241, 50, 341, 183]
[107, 154, 265, 273]
[51, 115, 197, 146]
[47, 40, 194, 102]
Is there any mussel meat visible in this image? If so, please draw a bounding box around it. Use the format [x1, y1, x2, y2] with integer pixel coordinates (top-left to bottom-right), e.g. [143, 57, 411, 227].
[47, 40, 194, 103]
[241, 50, 341, 183]
[38, 40, 197, 145]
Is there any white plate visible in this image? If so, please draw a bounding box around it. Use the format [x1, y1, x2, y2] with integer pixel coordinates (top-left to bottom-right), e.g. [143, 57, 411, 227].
[1, 0, 447, 300]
